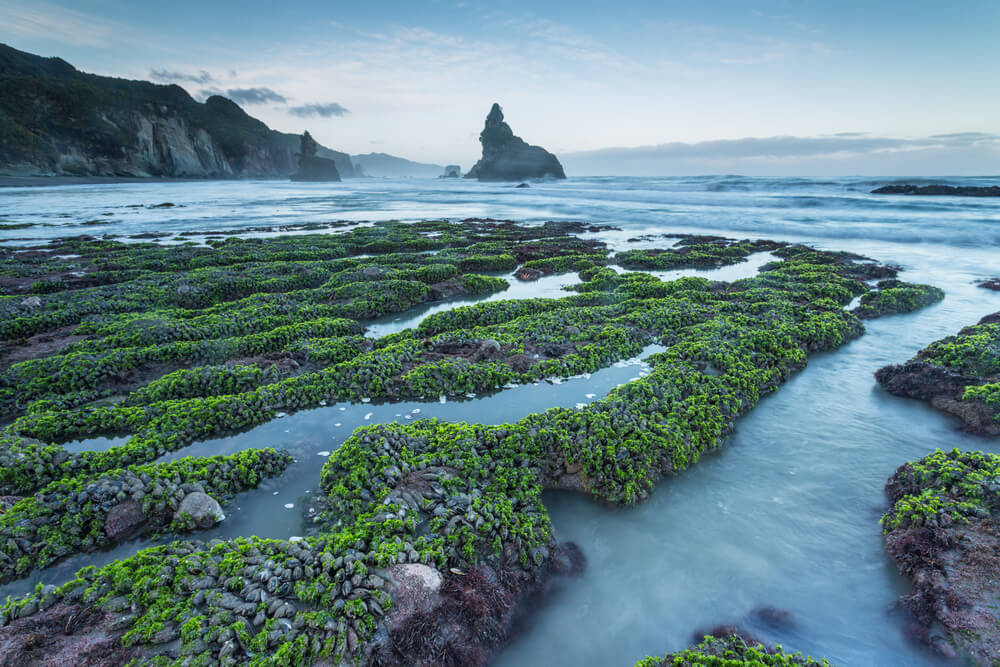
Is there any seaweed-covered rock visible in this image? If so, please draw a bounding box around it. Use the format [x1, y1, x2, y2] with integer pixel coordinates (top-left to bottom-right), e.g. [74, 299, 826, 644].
[635, 634, 831, 666]
[876, 314, 1000, 433]
[882, 449, 1000, 662]
[464, 104, 565, 181]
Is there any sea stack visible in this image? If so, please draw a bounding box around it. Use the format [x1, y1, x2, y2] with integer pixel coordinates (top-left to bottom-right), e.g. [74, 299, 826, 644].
[291, 131, 341, 181]
[465, 103, 566, 181]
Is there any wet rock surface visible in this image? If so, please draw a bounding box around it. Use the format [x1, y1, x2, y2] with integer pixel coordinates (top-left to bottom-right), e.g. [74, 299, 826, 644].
[872, 184, 1000, 197]
[0, 221, 943, 664]
[882, 450, 1000, 664]
[876, 313, 1000, 434]
[635, 634, 830, 666]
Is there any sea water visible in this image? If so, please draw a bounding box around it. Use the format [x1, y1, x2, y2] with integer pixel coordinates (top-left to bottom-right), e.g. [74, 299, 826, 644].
[1, 176, 999, 665]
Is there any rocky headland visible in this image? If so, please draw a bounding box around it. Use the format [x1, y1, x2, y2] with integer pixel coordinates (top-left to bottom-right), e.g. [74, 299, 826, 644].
[0, 44, 355, 179]
[875, 313, 1000, 434]
[881, 449, 1000, 663]
[872, 184, 1000, 197]
[464, 104, 566, 181]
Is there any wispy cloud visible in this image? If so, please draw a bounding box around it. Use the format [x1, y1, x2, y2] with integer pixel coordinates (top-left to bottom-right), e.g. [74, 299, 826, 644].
[0, 2, 129, 48]
[225, 87, 287, 104]
[289, 103, 350, 118]
[150, 68, 214, 84]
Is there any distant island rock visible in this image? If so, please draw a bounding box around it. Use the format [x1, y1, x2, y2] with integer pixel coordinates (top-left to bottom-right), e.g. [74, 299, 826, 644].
[0, 44, 355, 179]
[464, 103, 565, 181]
[291, 131, 340, 181]
[872, 184, 1000, 197]
[441, 165, 461, 178]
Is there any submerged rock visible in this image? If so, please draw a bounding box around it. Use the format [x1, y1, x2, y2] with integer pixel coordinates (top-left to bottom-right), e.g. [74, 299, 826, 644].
[291, 131, 341, 182]
[872, 184, 1000, 197]
[464, 104, 565, 182]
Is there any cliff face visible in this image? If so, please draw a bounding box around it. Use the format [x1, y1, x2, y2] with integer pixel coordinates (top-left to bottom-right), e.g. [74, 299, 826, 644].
[464, 103, 565, 181]
[0, 44, 355, 178]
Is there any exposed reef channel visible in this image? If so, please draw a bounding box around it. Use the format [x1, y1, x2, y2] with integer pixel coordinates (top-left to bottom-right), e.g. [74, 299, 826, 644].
[0, 220, 955, 665]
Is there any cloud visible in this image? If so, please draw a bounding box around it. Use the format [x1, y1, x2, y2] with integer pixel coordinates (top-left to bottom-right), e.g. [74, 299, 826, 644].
[150, 69, 215, 84]
[289, 103, 351, 118]
[562, 133, 1000, 176]
[224, 87, 288, 104]
[0, 2, 128, 48]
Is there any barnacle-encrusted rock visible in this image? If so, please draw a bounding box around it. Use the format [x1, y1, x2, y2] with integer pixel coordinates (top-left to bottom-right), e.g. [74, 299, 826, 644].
[0, 221, 944, 665]
[876, 312, 1000, 433]
[174, 491, 225, 528]
[881, 449, 1000, 662]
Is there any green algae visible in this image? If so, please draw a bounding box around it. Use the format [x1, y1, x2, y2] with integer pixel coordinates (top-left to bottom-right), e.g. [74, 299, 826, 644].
[0, 222, 944, 664]
[635, 634, 831, 666]
[881, 449, 1000, 532]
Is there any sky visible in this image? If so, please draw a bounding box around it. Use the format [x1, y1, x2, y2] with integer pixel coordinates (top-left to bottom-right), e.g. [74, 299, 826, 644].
[1, 0, 998, 174]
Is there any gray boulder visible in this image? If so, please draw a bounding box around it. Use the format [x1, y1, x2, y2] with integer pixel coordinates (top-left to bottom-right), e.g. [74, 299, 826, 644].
[464, 103, 565, 182]
[174, 491, 225, 529]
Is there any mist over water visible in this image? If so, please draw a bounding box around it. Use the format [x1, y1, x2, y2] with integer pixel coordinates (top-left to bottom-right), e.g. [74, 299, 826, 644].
[1, 176, 999, 665]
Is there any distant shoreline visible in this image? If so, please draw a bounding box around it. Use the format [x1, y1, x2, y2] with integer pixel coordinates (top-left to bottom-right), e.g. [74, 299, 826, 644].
[0, 175, 229, 188]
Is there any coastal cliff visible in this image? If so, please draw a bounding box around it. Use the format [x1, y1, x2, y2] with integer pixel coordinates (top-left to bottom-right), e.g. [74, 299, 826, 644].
[465, 103, 565, 181]
[0, 44, 355, 178]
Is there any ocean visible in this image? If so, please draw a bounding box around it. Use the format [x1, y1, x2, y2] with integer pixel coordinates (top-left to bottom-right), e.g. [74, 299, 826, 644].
[1, 175, 998, 665]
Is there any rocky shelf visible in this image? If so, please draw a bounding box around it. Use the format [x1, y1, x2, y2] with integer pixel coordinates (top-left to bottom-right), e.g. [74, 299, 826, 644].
[872, 184, 1000, 197]
[0, 221, 942, 665]
[876, 312, 1000, 434]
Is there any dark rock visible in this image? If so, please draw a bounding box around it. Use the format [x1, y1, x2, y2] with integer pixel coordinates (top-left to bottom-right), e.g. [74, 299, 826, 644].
[872, 184, 1000, 197]
[515, 182, 530, 188]
[149, 202, 175, 208]
[748, 605, 795, 630]
[441, 165, 461, 178]
[546, 541, 586, 577]
[103, 500, 146, 541]
[464, 104, 566, 182]
[977, 278, 1000, 291]
[291, 132, 341, 182]
[514, 267, 543, 281]
[979, 311, 1000, 325]
[874, 361, 979, 402]
[0, 603, 143, 666]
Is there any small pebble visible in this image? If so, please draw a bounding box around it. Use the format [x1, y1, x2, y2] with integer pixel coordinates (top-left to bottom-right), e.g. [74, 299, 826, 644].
[361, 397, 371, 403]
[276, 412, 287, 418]
[465, 392, 476, 398]
[284, 503, 294, 509]
[575, 402, 587, 410]
[364, 412, 373, 420]
[412, 408, 421, 414]
[318, 451, 330, 457]
[585, 393, 596, 399]
[334, 423, 341, 427]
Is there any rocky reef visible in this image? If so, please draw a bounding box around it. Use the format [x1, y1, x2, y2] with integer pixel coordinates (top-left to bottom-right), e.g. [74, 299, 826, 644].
[876, 313, 1000, 434]
[882, 449, 1000, 662]
[0, 221, 942, 664]
[464, 104, 566, 181]
[872, 184, 1000, 197]
[0, 44, 355, 178]
[635, 634, 831, 666]
[291, 132, 341, 182]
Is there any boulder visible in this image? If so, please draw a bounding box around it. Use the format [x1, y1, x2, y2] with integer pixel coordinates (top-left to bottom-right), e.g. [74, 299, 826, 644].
[174, 492, 225, 529]
[104, 500, 147, 540]
[464, 104, 565, 182]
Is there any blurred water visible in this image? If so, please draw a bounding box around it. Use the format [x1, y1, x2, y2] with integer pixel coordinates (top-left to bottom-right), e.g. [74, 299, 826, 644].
[1, 176, 999, 664]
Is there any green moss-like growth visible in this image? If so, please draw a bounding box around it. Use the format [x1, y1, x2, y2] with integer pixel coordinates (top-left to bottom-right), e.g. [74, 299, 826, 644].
[0, 222, 943, 664]
[882, 449, 1000, 663]
[875, 314, 1000, 432]
[881, 449, 1000, 532]
[635, 634, 831, 666]
[853, 279, 944, 319]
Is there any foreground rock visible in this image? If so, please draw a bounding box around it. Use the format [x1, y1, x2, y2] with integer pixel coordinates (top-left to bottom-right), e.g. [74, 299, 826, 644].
[876, 312, 1000, 434]
[882, 449, 1000, 663]
[291, 131, 342, 182]
[872, 184, 1000, 197]
[635, 634, 830, 666]
[464, 104, 566, 181]
[978, 278, 1000, 291]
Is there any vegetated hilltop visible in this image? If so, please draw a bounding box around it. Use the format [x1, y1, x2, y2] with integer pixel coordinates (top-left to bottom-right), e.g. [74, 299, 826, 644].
[0, 43, 355, 178]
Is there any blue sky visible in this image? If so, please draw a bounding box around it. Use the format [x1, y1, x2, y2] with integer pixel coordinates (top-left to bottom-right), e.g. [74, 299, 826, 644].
[1, 0, 998, 173]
